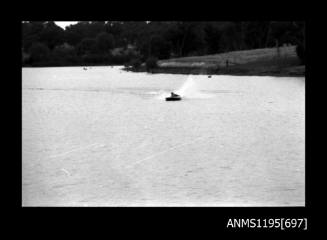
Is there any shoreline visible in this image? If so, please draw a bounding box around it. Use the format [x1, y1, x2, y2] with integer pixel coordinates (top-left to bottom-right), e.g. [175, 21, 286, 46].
[123, 65, 305, 77]
[125, 46, 305, 77]
[22, 64, 305, 77]
[23, 46, 305, 77]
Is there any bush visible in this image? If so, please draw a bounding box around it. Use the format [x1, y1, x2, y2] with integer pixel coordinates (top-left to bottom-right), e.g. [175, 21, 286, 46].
[109, 54, 129, 65]
[77, 38, 97, 55]
[28, 42, 50, 63]
[129, 58, 142, 69]
[296, 44, 305, 64]
[96, 32, 115, 52]
[52, 44, 78, 65]
[82, 54, 104, 64]
[145, 56, 158, 72]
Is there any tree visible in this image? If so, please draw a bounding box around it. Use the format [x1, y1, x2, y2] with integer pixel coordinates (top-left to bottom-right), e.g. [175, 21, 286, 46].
[64, 24, 85, 46]
[219, 22, 239, 52]
[22, 21, 306, 67]
[146, 56, 158, 72]
[22, 21, 44, 51]
[52, 43, 78, 65]
[145, 35, 171, 59]
[296, 44, 305, 64]
[181, 22, 206, 56]
[64, 21, 105, 47]
[28, 42, 50, 63]
[269, 22, 294, 46]
[243, 22, 271, 49]
[120, 21, 148, 45]
[163, 22, 206, 57]
[38, 21, 65, 50]
[77, 38, 97, 55]
[95, 32, 115, 53]
[204, 22, 223, 54]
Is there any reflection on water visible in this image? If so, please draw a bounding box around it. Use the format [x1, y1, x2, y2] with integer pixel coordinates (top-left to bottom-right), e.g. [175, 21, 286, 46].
[22, 66, 305, 206]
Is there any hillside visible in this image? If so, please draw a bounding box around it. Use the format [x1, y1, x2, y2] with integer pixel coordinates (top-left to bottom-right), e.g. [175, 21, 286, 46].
[139, 46, 305, 76]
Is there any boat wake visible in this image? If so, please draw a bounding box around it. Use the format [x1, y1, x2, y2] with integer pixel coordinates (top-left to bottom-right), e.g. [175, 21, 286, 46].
[154, 75, 214, 100]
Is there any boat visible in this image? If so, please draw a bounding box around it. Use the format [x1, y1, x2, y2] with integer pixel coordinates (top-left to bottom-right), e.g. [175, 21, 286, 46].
[166, 92, 182, 101]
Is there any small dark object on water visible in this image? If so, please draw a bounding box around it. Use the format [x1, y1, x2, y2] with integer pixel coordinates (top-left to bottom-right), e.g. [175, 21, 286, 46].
[208, 75, 212, 78]
[166, 92, 182, 101]
[83, 67, 87, 70]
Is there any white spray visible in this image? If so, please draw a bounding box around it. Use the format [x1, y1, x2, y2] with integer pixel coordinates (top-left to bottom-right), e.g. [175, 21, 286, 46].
[175, 75, 213, 99]
[155, 75, 214, 100]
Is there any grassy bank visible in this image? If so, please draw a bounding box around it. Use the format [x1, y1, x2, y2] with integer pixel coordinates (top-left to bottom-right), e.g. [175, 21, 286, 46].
[125, 46, 305, 77]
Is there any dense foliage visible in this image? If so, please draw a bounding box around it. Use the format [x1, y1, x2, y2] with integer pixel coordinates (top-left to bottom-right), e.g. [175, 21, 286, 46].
[296, 44, 305, 64]
[22, 21, 305, 67]
[145, 56, 158, 71]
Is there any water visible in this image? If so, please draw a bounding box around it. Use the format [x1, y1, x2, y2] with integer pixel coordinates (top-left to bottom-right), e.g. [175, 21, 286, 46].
[22, 66, 305, 206]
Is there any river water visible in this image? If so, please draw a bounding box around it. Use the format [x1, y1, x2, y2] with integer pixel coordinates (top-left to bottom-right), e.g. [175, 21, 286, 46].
[22, 66, 305, 206]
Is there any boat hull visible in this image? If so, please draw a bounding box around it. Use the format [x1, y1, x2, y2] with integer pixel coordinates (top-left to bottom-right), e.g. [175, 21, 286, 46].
[165, 97, 182, 101]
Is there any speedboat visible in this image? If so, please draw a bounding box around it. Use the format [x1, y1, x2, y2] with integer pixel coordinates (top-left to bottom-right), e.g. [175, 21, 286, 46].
[166, 92, 182, 101]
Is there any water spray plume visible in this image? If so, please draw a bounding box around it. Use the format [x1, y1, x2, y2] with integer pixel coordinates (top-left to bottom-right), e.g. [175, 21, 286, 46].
[175, 75, 213, 99]
[155, 75, 214, 100]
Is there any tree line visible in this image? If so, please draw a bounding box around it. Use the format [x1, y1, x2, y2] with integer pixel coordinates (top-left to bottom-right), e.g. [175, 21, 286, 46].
[22, 21, 305, 67]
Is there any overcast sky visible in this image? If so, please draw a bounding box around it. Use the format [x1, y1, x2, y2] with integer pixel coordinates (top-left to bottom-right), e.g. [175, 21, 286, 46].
[55, 21, 78, 29]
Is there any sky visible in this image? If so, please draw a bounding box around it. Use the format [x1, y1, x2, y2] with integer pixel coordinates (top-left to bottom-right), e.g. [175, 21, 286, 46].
[55, 21, 78, 29]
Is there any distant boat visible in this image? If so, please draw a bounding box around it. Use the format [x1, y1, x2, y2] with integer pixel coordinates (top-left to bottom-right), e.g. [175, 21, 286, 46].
[83, 67, 87, 70]
[166, 92, 182, 101]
